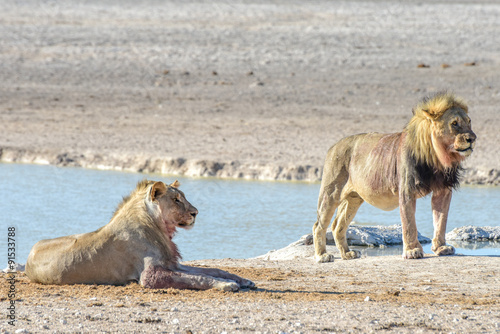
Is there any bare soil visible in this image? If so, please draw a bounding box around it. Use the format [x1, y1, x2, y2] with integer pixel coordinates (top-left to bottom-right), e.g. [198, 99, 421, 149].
[2, 256, 499, 333]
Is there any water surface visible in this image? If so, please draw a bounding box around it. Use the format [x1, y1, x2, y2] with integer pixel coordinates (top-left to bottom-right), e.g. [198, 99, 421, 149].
[1, 163, 498, 265]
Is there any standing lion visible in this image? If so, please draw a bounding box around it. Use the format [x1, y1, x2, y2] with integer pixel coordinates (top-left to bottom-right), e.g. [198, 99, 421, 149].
[26, 180, 254, 291]
[313, 92, 476, 262]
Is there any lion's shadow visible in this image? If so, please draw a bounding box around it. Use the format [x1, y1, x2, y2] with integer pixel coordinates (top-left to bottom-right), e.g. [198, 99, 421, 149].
[245, 288, 362, 296]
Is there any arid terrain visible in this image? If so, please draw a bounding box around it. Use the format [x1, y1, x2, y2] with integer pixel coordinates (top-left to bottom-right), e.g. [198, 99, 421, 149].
[2, 255, 499, 333]
[1, 0, 500, 333]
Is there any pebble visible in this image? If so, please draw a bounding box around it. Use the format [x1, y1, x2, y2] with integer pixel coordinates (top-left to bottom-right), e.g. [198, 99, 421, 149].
[364, 296, 371, 302]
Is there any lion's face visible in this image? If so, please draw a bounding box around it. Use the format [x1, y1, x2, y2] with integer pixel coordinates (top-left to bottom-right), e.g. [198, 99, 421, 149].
[431, 107, 476, 166]
[149, 181, 198, 239]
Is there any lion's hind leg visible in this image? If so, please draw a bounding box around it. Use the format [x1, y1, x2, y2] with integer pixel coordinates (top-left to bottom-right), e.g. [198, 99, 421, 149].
[333, 193, 364, 260]
[313, 190, 339, 263]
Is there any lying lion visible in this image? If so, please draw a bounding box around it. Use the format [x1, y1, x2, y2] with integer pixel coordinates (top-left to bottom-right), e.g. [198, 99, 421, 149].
[313, 92, 476, 262]
[26, 180, 254, 291]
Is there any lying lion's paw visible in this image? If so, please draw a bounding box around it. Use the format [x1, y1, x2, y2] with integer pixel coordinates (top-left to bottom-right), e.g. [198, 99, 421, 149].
[315, 253, 335, 263]
[433, 245, 455, 256]
[342, 250, 361, 260]
[403, 248, 424, 259]
[217, 281, 239, 292]
[240, 279, 256, 289]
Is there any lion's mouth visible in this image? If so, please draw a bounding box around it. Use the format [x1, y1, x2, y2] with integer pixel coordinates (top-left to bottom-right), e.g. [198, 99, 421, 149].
[177, 220, 195, 229]
[456, 147, 473, 156]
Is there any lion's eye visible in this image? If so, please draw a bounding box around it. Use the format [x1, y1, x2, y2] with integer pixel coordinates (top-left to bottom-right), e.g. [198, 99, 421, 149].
[174, 198, 181, 203]
[451, 120, 458, 127]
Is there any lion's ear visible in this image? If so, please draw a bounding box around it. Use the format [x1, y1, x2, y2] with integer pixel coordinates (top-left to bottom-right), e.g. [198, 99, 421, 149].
[422, 109, 434, 122]
[170, 180, 181, 189]
[151, 182, 168, 202]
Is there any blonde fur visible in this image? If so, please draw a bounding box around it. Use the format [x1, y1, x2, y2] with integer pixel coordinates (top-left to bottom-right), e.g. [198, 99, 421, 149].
[26, 180, 196, 285]
[313, 92, 476, 262]
[26, 180, 254, 291]
[405, 92, 468, 169]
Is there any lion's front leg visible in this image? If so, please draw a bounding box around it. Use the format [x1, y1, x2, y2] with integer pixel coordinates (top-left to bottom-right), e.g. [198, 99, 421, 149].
[178, 264, 255, 289]
[399, 195, 424, 259]
[431, 188, 455, 256]
[140, 265, 239, 291]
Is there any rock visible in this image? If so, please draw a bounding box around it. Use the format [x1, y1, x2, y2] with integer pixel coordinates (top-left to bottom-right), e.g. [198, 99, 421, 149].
[344, 225, 431, 247]
[446, 226, 500, 241]
[255, 225, 431, 261]
[303, 225, 430, 247]
[2, 263, 25, 273]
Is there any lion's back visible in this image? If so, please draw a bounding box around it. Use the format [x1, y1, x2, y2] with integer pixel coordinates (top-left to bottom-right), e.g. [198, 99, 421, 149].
[324, 133, 387, 170]
[26, 229, 145, 285]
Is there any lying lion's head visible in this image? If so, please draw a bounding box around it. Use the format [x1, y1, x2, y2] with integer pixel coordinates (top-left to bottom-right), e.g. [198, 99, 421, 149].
[148, 180, 198, 239]
[405, 92, 476, 169]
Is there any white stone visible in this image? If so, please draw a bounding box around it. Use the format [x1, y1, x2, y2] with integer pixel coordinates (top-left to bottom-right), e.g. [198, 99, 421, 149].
[446, 226, 500, 241]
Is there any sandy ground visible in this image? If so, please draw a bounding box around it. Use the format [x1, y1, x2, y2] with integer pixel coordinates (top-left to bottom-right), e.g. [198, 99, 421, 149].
[1, 0, 500, 333]
[2, 255, 500, 333]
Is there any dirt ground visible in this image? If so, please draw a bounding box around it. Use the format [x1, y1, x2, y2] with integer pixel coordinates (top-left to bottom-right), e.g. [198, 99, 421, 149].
[1, 0, 500, 333]
[2, 256, 499, 333]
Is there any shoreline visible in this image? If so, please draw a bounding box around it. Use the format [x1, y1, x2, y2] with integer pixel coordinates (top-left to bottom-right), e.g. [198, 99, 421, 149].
[2, 147, 499, 185]
[0, 147, 322, 182]
[2, 1, 500, 188]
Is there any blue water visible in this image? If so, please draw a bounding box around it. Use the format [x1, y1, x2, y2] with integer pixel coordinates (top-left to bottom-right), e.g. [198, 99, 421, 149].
[1, 163, 499, 265]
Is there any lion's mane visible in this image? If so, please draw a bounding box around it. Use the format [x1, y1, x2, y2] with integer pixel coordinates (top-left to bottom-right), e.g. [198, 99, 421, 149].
[405, 92, 468, 170]
[402, 92, 468, 195]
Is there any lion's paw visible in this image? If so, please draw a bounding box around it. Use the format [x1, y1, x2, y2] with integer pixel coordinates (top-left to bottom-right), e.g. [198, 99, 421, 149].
[342, 250, 361, 260]
[217, 281, 240, 292]
[239, 279, 256, 289]
[433, 245, 455, 256]
[403, 248, 424, 259]
[314, 253, 335, 263]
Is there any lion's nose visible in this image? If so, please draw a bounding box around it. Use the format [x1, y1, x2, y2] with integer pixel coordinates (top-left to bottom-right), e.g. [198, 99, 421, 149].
[191, 209, 198, 218]
[466, 132, 476, 144]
